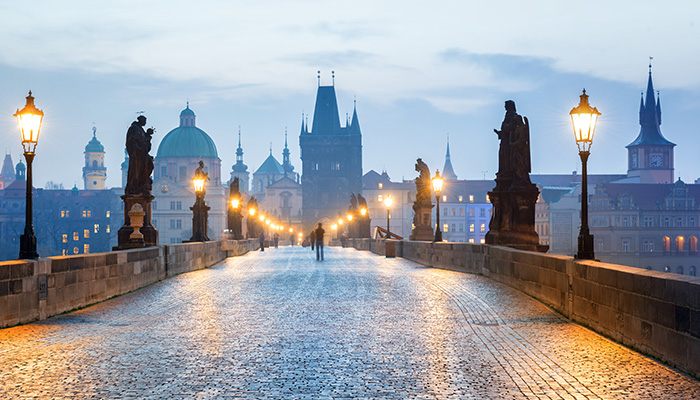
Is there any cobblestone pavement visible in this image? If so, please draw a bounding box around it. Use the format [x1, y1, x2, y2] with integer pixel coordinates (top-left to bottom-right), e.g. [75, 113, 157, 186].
[1, 247, 699, 399]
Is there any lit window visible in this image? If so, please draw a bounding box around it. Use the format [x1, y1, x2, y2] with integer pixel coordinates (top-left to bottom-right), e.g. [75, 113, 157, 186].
[442, 195, 447, 202]
[73, 232, 79, 241]
[73, 247, 79, 254]
[469, 223, 475, 233]
[62, 234, 68, 243]
[378, 183, 383, 189]
[486, 195, 490, 203]
[469, 195, 474, 203]
[443, 223, 449, 232]
[84, 229, 90, 238]
[469, 208, 474, 217]
[468, 238, 475, 243]
[480, 223, 486, 233]
[451, 208, 456, 216]
[378, 195, 383, 202]
[62, 249, 66, 256]
[82, 210, 91, 218]
[84, 244, 90, 254]
[459, 208, 464, 216]
[94, 224, 99, 233]
[480, 239, 486, 244]
[106, 211, 110, 218]
[106, 225, 110, 233]
[459, 196, 463, 202]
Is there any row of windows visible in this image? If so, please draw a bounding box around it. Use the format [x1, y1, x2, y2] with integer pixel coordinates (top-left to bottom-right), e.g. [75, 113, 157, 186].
[61, 244, 90, 256]
[441, 223, 487, 233]
[61, 226, 111, 243]
[442, 207, 488, 217]
[60, 210, 110, 218]
[612, 236, 699, 253]
[311, 162, 341, 171]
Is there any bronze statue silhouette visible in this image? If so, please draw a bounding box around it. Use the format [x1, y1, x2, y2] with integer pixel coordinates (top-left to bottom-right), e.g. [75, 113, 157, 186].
[125, 115, 155, 196]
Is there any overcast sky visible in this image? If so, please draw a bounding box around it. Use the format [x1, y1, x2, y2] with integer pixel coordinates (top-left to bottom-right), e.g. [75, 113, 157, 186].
[1, 1, 699, 188]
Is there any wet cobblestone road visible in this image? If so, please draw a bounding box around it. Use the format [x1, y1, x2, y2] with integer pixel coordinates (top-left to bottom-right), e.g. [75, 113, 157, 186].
[2, 247, 699, 399]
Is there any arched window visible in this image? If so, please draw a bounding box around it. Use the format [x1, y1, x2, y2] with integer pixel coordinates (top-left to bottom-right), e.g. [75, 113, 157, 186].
[92, 160, 98, 168]
[663, 236, 671, 252]
[690, 266, 697, 277]
[676, 266, 684, 275]
[664, 266, 671, 273]
[676, 236, 685, 252]
[690, 237, 698, 253]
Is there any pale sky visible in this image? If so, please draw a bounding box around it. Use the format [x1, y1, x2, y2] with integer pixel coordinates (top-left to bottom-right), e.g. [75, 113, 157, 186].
[1, 1, 699, 188]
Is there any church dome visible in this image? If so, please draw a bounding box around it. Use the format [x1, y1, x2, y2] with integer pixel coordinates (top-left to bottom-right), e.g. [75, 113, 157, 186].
[156, 105, 219, 159]
[85, 136, 104, 153]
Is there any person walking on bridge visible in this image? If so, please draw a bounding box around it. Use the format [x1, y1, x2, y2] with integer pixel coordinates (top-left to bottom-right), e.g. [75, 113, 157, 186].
[314, 223, 325, 261]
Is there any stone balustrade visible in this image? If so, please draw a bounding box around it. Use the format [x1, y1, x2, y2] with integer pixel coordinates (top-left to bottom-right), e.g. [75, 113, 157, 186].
[347, 238, 700, 377]
[0, 239, 259, 329]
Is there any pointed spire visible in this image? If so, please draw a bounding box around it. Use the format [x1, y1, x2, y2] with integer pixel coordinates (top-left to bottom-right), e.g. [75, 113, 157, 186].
[627, 60, 674, 148]
[269, 142, 273, 156]
[317, 70, 321, 87]
[349, 98, 361, 135]
[442, 134, 458, 181]
[332, 70, 335, 86]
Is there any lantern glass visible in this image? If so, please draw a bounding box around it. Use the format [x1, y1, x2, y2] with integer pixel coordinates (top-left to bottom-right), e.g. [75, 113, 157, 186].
[384, 196, 393, 209]
[193, 177, 205, 193]
[347, 214, 353, 221]
[249, 208, 256, 216]
[14, 91, 44, 154]
[360, 207, 367, 216]
[569, 89, 601, 152]
[432, 171, 444, 194]
[231, 198, 240, 209]
[259, 215, 265, 222]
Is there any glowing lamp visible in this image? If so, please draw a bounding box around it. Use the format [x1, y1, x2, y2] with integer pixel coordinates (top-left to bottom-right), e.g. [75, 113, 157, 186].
[570, 89, 600, 153]
[432, 170, 444, 195]
[14, 91, 44, 155]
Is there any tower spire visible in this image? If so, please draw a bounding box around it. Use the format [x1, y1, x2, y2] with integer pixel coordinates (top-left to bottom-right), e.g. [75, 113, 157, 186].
[442, 134, 458, 181]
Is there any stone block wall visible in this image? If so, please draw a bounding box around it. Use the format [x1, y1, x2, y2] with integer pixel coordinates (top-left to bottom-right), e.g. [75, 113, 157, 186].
[0, 239, 258, 328]
[349, 239, 700, 377]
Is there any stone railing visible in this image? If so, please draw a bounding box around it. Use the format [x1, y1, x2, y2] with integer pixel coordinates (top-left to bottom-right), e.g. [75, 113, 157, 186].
[347, 238, 700, 377]
[0, 239, 259, 329]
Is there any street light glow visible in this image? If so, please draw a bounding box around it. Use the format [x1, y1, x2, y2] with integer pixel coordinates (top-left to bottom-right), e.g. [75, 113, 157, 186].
[14, 91, 43, 155]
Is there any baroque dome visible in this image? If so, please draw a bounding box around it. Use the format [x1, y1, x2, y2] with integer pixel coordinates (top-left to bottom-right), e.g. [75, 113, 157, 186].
[156, 105, 219, 159]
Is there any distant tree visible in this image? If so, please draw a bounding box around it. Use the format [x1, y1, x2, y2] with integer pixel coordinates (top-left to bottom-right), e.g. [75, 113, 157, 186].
[44, 181, 64, 190]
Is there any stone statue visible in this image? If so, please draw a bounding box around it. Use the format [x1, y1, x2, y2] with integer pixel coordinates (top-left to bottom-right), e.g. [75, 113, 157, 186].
[357, 194, 368, 209]
[350, 193, 358, 211]
[493, 100, 518, 186]
[414, 158, 432, 205]
[510, 113, 532, 186]
[125, 115, 155, 196]
[231, 177, 240, 194]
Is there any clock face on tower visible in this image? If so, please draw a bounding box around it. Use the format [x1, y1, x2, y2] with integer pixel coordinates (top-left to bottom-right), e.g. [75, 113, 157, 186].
[650, 154, 663, 167]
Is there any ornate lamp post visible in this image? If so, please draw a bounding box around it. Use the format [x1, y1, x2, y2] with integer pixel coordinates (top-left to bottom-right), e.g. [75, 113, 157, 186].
[228, 196, 243, 240]
[247, 205, 257, 238]
[359, 206, 369, 238]
[346, 213, 354, 238]
[570, 89, 600, 260]
[432, 170, 444, 242]
[384, 196, 393, 237]
[188, 165, 210, 242]
[15, 91, 43, 259]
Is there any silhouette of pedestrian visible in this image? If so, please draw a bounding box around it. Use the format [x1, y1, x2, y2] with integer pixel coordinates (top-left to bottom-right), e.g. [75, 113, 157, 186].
[259, 232, 265, 252]
[273, 233, 279, 248]
[315, 223, 325, 261]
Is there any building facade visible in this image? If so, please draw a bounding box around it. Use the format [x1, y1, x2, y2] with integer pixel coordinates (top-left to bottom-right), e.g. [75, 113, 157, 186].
[83, 126, 107, 190]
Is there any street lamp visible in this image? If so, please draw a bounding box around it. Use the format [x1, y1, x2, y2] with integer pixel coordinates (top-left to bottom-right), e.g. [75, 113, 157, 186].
[15, 91, 43, 259]
[188, 165, 210, 242]
[432, 170, 444, 242]
[228, 196, 243, 240]
[570, 89, 600, 260]
[384, 196, 393, 238]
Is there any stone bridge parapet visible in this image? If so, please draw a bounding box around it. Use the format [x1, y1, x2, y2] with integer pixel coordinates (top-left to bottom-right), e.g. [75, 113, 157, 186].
[0, 239, 259, 329]
[346, 238, 700, 378]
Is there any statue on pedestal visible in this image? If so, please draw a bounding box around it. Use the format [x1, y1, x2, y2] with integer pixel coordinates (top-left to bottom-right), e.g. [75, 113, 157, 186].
[486, 101, 546, 252]
[116, 115, 158, 249]
[410, 158, 435, 241]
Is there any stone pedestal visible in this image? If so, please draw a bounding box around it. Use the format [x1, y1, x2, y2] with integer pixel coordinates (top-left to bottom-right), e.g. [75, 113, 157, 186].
[115, 194, 158, 250]
[410, 204, 434, 241]
[486, 184, 547, 252]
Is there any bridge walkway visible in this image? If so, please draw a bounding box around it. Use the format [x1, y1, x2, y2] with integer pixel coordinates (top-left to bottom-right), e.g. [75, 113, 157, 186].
[1, 246, 698, 399]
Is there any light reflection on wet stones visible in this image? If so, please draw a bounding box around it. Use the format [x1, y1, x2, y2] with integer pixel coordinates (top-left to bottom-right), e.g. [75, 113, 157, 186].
[0, 246, 698, 399]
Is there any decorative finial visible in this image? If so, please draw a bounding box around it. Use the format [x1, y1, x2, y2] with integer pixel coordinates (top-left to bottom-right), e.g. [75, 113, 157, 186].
[317, 70, 321, 86]
[354, 95, 356, 108]
[649, 56, 653, 73]
[136, 111, 145, 116]
[269, 142, 272, 155]
[238, 125, 241, 147]
[92, 124, 97, 138]
[332, 70, 335, 86]
[186, 100, 189, 108]
[285, 127, 288, 144]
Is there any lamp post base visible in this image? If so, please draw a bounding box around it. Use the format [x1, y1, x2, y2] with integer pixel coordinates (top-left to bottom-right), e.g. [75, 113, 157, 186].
[575, 230, 596, 260]
[433, 229, 442, 242]
[19, 230, 38, 260]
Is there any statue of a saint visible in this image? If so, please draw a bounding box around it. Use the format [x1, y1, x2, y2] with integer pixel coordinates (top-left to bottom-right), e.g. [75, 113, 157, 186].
[125, 115, 155, 196]
[414, 158, 432, 205]
[510, 114, 532, 186]
[349, 193, 358, 211]
[493, 100, 518, 183]
[357, 194, 368, 209]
